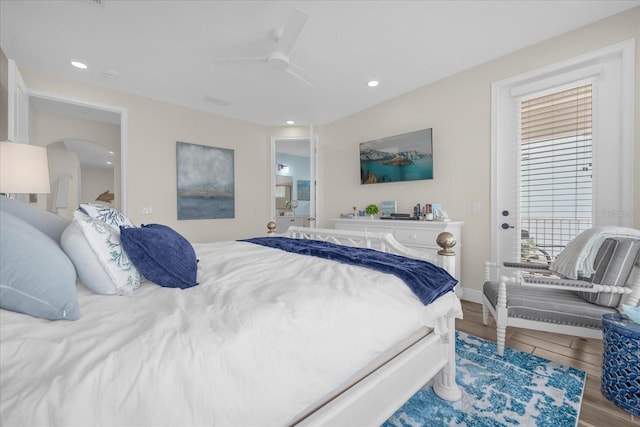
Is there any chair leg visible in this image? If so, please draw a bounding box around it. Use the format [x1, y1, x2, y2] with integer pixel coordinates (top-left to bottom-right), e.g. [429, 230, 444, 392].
[496, 280, 508, 356]
[496, 323, 506, 356]
[482, 303, 489, 325]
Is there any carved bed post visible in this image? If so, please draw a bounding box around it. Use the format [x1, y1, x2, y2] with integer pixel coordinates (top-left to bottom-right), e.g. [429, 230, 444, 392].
[432, 231, 462, 401]
[436, 232, 456, 277]
[267, 221, 277, 235]
[433, 315, 462, 401]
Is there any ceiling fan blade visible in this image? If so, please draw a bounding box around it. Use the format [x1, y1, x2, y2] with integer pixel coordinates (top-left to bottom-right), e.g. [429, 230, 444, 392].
[287, 61, 318, 87]
[212, 57, 267, 65]
[287, 68, 314, 87]
[277, 8, 308, 55]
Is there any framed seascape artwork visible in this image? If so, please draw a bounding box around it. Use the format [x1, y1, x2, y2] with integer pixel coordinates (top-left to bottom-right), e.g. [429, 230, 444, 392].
[176, 141, 235, 220]
[359, 128, 433, 184]
[297, 180, 310, 201]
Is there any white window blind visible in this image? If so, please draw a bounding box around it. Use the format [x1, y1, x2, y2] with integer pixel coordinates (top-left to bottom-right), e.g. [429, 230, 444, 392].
[519, 83, 593, 262]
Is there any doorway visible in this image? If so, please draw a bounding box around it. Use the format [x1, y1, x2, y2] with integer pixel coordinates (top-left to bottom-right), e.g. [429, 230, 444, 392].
[270, 135, 317, 233]
[28, 92, 127, 217]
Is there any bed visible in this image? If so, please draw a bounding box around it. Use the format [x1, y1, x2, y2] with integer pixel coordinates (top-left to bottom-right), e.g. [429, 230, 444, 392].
[0, 198, 462, 427]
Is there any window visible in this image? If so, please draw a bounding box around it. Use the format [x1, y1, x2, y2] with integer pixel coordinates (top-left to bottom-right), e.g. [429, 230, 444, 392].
[519, 83, 593, 262]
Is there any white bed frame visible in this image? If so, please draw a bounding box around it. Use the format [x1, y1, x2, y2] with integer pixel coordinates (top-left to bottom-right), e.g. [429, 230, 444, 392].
[269, 224, 462, 426]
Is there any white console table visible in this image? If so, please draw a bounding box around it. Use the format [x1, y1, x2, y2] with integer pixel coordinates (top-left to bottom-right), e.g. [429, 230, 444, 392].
[333, 218, 464, 292]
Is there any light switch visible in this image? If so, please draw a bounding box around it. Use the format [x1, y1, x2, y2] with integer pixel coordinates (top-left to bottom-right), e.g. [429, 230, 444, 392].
[471, 202, 481, 214]
[142, 205, 152, 214]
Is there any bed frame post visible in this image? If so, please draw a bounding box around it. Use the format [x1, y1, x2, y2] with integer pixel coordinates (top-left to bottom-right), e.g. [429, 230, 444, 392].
[436, 232, 456, 277]
[433, 315, 462, 401]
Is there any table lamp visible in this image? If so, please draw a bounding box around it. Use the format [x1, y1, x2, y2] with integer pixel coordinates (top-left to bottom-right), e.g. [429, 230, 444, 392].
[0, 141, 51, 196]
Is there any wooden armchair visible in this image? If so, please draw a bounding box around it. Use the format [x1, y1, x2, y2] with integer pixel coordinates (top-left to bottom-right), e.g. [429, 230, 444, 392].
[482, 236, 640, 355]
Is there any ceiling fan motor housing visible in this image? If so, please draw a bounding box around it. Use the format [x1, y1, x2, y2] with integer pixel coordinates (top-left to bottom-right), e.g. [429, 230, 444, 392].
[267, 51, 290, 69]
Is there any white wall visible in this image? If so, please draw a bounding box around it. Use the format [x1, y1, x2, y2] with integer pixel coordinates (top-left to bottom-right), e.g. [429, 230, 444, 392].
[81, 167, 115, 206]
[21, 70, 269, 243]
[315, 7, 640, 294]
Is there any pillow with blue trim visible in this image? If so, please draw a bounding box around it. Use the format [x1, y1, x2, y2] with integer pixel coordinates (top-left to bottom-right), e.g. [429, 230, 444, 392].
[120, 224, 198, 289]
[61, 211, 140, 295]
[0, 211, 79, 320]
[79, 203, 135, 231]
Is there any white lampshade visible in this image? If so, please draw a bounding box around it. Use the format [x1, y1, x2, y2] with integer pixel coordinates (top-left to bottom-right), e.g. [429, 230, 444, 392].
[0, 141, 51, 194]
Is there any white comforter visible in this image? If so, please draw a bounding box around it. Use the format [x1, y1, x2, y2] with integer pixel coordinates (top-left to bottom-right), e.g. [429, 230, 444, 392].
[0, 241, 461, 427]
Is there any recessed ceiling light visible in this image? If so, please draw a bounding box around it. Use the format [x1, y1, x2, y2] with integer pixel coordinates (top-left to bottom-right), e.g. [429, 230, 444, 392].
[286, 120, 295, 125]
[71, 61, 88, 69]
[367, 80, 379, 87]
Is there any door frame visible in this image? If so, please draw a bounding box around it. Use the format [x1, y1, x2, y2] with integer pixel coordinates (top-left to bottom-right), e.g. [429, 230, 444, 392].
[490, 39, 635, 264]
[270, 131, 318, 227]
[28, 90, 129, 215]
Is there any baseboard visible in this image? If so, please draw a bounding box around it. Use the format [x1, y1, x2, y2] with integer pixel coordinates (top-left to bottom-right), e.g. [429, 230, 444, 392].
[460, 287, 482, 304]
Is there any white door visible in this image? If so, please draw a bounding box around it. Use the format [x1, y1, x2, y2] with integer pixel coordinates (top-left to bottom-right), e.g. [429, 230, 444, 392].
[491, 41, 635, 265]
[8, 59, 29, 143]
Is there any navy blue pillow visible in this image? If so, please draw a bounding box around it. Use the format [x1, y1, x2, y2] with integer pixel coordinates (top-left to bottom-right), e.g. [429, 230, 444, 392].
[120, 224, 198, 289]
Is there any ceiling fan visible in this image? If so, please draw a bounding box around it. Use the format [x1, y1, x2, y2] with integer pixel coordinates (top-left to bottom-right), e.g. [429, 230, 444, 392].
[212, 8, 317, 87]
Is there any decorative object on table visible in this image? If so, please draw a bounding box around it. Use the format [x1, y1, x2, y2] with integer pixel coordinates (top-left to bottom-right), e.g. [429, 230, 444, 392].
[383, 332, 586, 427]
[621, 304, 640, 324]
[176, 141, 235, 220]
[430, 203, 442, 219]
[365, 203, 379, 218]
[601, 312, 640, 416]
[425, 204, 434, 221]
[360, 128, 433, 184]
[95, 190, 114, 203]
[380, 200, 397, 217]
[437, 209, 451, 221]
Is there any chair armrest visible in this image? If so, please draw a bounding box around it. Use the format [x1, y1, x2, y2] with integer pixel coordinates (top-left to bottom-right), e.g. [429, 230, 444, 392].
[517, 272, 632, 294]
[502, 261, 550, 271]
[484, 260, 550, 282]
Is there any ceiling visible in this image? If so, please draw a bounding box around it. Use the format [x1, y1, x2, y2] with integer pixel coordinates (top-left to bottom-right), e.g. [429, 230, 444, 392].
[1, 1, 638, 127]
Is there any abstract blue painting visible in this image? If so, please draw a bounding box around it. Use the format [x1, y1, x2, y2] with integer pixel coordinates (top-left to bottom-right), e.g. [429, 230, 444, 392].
[176, 141, 235, 220]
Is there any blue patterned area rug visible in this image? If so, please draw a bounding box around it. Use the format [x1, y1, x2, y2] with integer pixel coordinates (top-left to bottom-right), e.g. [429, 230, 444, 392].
[383, 332, 586, 427]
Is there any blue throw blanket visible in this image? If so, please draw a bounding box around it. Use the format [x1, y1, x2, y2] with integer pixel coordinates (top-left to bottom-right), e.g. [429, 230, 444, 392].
[241, 237, 458, 305]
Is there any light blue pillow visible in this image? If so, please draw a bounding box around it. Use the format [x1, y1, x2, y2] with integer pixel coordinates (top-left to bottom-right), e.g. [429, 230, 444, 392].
[0, 196, 70, 243]
[0, 211, 79, 320]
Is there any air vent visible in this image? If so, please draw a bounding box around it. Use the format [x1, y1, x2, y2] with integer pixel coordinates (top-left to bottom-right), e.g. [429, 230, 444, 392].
[86, 0, 105, 8]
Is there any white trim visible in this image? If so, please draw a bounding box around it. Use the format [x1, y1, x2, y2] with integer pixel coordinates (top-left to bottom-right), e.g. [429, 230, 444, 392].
[270, 132, 318, 225]
[509, 64, 602, 99]
[461, 287, 483, 304]
[26, 90, 128, 215]
[491, 39, 635, 264]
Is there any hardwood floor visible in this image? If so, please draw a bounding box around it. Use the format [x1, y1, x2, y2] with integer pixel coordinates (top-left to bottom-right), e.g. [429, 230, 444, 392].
[456, 300, 640, 427]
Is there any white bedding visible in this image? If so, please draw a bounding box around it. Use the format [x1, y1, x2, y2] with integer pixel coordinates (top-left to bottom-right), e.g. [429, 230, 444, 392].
[0, 240, 461, 427]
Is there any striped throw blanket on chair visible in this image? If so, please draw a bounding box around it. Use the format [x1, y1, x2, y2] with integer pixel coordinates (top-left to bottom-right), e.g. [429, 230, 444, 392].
[550, 226, 640, 279]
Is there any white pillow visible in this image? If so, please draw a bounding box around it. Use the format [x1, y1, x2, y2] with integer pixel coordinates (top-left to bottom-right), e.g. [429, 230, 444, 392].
[78, 203, 135, 231]
[61, 211, 140, 295]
